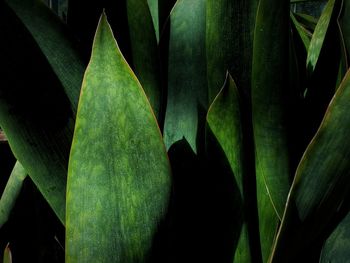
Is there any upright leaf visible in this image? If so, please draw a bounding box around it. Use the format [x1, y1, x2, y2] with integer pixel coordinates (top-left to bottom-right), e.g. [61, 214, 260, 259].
[3, 244, 11, 263]
[291, 12, 312, 50]
[251, 0, 291, 261]
[270, 70, 350, 262]
[163, 0, 207, 152]
[0, 162, 27, 228]
[127, 0, 161, 120]
[340, 0, 350, 62]
[307, 0, 336, 73]
[206, 0, 258, 102]
[207, 74, 251, 262]
[66, 13, 171, 262]
[147, 0, 160, 42]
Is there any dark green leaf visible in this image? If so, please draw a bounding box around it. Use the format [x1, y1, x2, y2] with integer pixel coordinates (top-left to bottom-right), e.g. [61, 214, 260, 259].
[340, 0, 350, 63]
[270, 69, 350, 262]
[66, 13, 171, 262]
[0, 2, 77, 224]
[319, 210, 350, 262]
[291, 12, 312, 50]
[207, 74, 251, 262]
[163, 0, 207, 152]
[0, 162, 27, 228]
[127, 0, 161, 120]
[147, 0, 160, 42]
[251, 0, 291, 260]
[206, 0, 258, 102]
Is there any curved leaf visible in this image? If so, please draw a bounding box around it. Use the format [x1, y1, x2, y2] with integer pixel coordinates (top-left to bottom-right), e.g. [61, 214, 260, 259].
[147, 0, 160, 42]
[163, 0, 207, 152]
[5, 0, 85, 112]
[0, 162, 27, 228]
[66, 13, 171, 262]
[251, 0, 291, 260]
[271, 69, 350, 262]
[207, 74, 251, 262]
[0, 2, 76, 224]
[291, 11, 312, 50]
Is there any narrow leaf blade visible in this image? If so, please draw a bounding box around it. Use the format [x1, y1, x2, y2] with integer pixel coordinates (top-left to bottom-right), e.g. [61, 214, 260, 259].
[0, 162, 27, 228]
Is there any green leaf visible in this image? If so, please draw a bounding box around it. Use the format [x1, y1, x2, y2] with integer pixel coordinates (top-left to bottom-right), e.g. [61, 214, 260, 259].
[0, 162, 27, 228]
[319, 210, 350, 262]
[206, 0, 258, 102]
[0, 2, 77, 224]
[291, 11, 312, 50]
[270, 69, 350, 262]
[66, 13, 171, 262]
[5, 0, 85, 112]
[163, 0, 207, 152]
[127, 0, 161, 120]
[307, 0, 336, 73]
[147, 0, 160, 42]
[207, 74, 251, 262]
[251, 0, 291, 261]
[3, 243, 12, 263]
[294, 13, 318, 31]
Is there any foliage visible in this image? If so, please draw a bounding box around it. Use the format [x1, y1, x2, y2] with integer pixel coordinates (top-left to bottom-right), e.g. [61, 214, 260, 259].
[1, 0, 350, 262]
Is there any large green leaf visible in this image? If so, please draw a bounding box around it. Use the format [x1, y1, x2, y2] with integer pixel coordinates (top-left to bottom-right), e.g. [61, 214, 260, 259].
[127, 0, 161, 120]
[319, 210, 350, 262]
[0, 162, 27, 228]
[270, 69, 350, 262]
[66, 13, 171, 262]
[207, 74, 251, 262]
[163, 0, 207, 152]
[251, 0, 291, 261]
[0, 2, 78, 224]
[307, 0, 336, 73]
[206, 0, 258, 102]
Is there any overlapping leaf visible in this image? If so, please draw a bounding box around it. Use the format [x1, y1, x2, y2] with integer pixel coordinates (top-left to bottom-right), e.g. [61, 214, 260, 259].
[270, 69, 350, 262]
[251, 0, 291, 261]
[163, 0, 207, 152]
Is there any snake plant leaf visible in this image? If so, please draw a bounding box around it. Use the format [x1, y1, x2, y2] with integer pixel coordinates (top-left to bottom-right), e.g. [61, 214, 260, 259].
[207, 74, 251, 262]
[307, 0, 336, 73]
[0, 2, 76, 224]
[319, 210, 350, 262]
[127, 0, 161, 121]
[147, 0, 160, 42]
[251, 0, 291, 260]
[0, 162, 27, 228]
[270, 69, 350, 262]
[206, 0, 258, 102]
[163, 0, 207, 153]
[3, 244, 12, 263]
[5, 0, 85, 112]
[66, 13, 171, 262]
[291, 12, 312, 50]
